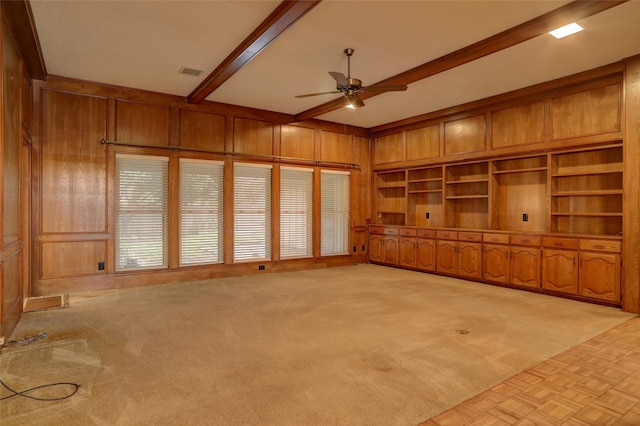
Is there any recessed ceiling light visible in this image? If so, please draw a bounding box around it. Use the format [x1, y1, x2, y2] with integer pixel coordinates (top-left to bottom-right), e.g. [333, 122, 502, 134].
[179, 66, 203, 77]
[549, 23, 583, 39]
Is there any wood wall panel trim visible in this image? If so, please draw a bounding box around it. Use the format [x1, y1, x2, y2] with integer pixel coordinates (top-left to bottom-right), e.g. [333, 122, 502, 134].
[371, 62, 625, 135]
[373, 132, 404, 165]
[40, 89, 108, 234]
[444, 115, 486, 156]
[320, 130, 352, 163]
[623, 56, 640, 313]
[491, 102, 545, 149]
[32, 255, 363, 296]
[178, 110, 226, 152]
[233, 117, 274, 156]
[280, 125, 314, 160]
[406, 125, 439, 161]
[0, 0, 46, 79]
[40, 240, 107, 279]
[2, 241, 22, 260]
[551, 83, 622, 141]
[114, 99, 171, 146]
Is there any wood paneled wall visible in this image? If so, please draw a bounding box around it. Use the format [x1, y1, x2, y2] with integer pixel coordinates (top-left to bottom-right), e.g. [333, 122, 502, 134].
[31, 77, 370, 296]
[372, 69, 624, 169]
[0, 16, 30, 338]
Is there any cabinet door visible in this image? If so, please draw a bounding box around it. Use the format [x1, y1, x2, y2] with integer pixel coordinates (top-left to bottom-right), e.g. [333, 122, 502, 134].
[416, 238, 436, 271]
[370, 234, 385, 263]
[483, 244, 509, 284]
[436, 240, 457, 275]
[579, 252, 621, 302]
[398, 237, 416, 268]
[542, 249, 578, 295]
[510, 246, 540, 288]
[383, 236, 399, 265]
[459, 242, 482, 279]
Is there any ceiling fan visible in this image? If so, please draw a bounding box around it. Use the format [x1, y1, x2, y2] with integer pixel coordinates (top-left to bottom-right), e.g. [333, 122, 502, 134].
[295, 48, 408, 109]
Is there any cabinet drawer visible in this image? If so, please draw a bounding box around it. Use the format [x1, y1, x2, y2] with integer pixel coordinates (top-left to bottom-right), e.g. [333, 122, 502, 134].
[370, 226, 385, 235]
[437, 230, 458, 240]
[483, 233, 509, 244]
[580, 239, 621, 253]
[510, 235, 541, 246]
[399, 228, 417, 237]
[543, 237, 578, 250]
[383, 228, 399, 236]
[417, 229, 436, 239]
[459, 232, 482, 242]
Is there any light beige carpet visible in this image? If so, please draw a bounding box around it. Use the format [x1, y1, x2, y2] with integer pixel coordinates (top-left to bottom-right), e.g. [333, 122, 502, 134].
[0, 264, 634, 425]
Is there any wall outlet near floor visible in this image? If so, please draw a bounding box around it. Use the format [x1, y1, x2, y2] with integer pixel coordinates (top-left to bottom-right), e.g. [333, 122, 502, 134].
[258, 265, 265, 270]
[522, 213, 528, 222]
[98, 261, 105, 270]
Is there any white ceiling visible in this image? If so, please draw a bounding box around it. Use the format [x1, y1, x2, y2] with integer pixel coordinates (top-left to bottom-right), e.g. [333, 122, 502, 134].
[30, 1, 640, 129]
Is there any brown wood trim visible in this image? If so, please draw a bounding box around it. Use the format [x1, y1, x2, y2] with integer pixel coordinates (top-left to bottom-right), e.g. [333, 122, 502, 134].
[372, 62, 625, 136]
[23, 295, 68, 312]
[187, 0, 322, 104]
[295, 0, 627, 122]
[1, 0, 46, 79]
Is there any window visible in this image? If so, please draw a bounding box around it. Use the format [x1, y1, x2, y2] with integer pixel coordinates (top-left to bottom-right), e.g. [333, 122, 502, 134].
[234, 163, 272, 261]
[321, 170, 350, 255]
[280, 167, 313, 258]
[180, 159, 224, 266]
[115, 154, 168, 270]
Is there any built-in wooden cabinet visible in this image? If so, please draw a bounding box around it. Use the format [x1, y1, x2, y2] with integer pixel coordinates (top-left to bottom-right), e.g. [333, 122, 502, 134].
[578, 239, 621, 302]
[370, 225, 621, 306]
[483, 233, 510, 284]
[541, 238, 579, 295]
[398, 229, 417, 268]
[369, 226, 399, 265]
[458, 232, 482, 279]
[509, 235, 541, 289]
[416, 229, 436, 272]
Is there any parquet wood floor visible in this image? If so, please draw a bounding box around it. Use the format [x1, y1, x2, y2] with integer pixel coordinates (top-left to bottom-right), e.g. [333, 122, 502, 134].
[421, 316, 640, 426]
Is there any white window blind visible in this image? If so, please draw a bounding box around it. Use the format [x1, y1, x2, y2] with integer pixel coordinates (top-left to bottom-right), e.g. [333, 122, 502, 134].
[180, 159, 224, 266]
[280, 167, 313, 259]
[115, 154, 168, 271]
[234, 163, 272, 261]
[321, 170, 350, 256]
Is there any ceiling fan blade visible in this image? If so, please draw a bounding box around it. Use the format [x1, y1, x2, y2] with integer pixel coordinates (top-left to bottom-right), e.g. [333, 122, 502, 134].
[295, 91, 341, 98]
[362, 84, 408, 92]
[329, 71, 349, 87]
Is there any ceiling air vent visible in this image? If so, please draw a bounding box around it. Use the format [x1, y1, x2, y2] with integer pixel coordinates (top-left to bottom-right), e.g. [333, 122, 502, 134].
[179, 67, 203, 77]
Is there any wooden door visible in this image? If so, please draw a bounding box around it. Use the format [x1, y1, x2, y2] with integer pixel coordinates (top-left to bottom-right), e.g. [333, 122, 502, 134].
[542, 249, 578, 295]
[398, 237, 416, 268]
[416, 238, 436, 271]
[483, 244, 509, 284]
[458, 242, 482, 279]
[436, 240, 457, 275]
[383, 236, 399, 265]
[579, 252, 621, 302]
[510, 246, 540, 288]
[369, 234, 385, 263]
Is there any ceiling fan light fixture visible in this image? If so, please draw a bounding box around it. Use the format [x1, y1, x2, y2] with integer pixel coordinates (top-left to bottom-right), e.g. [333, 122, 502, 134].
[549, 22, 583, 39]
[346, 93, 364, 109]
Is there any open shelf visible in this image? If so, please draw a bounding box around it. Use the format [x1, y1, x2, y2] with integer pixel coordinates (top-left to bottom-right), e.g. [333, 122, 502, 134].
[550, 145, 622, 235]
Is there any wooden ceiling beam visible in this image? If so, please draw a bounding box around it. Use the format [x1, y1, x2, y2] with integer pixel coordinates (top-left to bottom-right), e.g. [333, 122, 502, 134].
[188, 0, 321, 104]
[294, 0, 627, 122]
